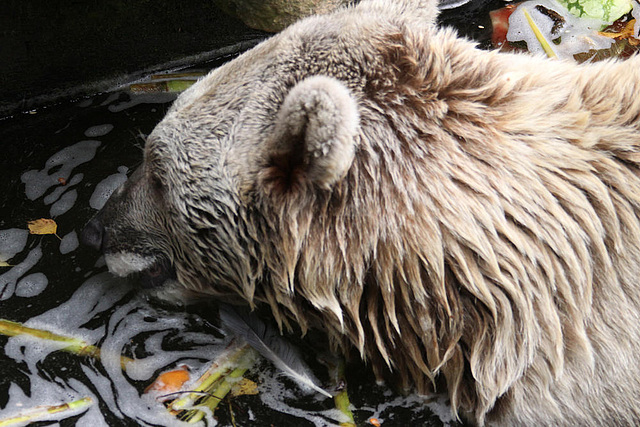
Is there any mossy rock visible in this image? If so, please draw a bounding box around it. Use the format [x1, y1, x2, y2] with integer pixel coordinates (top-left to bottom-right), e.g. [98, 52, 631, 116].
[214, 0, 352, 32]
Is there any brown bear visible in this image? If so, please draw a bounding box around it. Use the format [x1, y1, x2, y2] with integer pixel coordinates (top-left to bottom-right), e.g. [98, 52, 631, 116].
[81, 0, 640, 425]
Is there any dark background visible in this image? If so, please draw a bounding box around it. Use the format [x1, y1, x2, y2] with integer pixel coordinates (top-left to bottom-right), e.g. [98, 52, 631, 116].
[0, 0, 268, 116]
[0, 0, 498, 118]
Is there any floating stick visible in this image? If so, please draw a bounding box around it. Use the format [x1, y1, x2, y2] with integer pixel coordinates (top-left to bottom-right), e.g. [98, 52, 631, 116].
[0, 397, 93, 426]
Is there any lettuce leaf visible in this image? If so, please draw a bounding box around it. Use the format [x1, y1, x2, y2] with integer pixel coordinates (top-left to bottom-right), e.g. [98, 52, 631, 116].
[557, 0, 633, 22]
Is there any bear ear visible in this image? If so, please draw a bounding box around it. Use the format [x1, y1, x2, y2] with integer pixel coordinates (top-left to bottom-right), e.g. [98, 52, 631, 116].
[263, 75, 359, 192]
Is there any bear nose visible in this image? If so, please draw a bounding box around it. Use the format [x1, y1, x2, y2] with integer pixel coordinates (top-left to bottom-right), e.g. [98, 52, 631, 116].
[80, 217, 105, 251]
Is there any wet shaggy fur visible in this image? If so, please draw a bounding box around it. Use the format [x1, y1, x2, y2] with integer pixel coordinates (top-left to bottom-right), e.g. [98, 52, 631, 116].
[85, 0, 640, 425]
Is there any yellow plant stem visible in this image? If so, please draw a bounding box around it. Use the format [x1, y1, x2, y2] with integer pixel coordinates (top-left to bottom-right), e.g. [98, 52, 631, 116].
[523, 8, 558, 58]
[184, 364, 251, 424]
[0, 319, 133, 369]
[129, 80, 196, 93]
[330, 359, 356, 427]
[0, 397, 93, 426]
[334, 389, 356, 427]
[150, 72, 205, 80]
[169, 341, 250, 412]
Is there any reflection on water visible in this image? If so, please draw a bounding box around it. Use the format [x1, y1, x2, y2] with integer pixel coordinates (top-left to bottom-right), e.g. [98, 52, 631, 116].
[0, 88, 456, 426]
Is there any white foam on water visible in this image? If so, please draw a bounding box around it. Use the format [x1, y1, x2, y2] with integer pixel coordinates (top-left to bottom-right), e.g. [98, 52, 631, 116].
[5, 274, 120, 351]
[125, 330, 226, 382]
[427, 395, 457, 425]
[68, 173, 84, 186]
[362, 393, 455, 426]
[84, 124, 114, 138]
[15, 272, 49, 297]
[89, 168, 129, 210]
[256, 366, 343, 427]
[2, 341, 94, 424]
[3, 266, 453, 425]
[0, 228, 29, 262]
[50, 188, 78, 217]
[253, 360, 455, 427]
[43, 185, 67, 205]
[2, 273, 122, 420]
[43, 173, 84, 206]
[96, 300, 224, 426]
[3, 381, 90, 425]
[0, 245, 43, 301]
[507, 0, 613, 59]
[60, 231, 79, 254]
[2, 271, 225, 426]
[634, 2, 640, 38]
[21, 140, 100, 201]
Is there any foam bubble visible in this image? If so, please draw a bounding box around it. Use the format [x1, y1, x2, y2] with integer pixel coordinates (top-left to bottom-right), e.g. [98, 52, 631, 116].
[256, 367, 341, 426]
[50, 189, 78, 217]
[15, 272, 48, 297]
[60, 231, 79, 254]
[0, 228, 29, 262]
[68, 173, 84, 186]
[43, 174, 82, 206]
[43, 185, 67, 205]
[22, 140, 101, 201]
[507, 0, 613, 59]
[89, 168, 129, 210]
[364, 393, 455, 426]
[84, 124, 114, 138]
[0, 245, 42, 301]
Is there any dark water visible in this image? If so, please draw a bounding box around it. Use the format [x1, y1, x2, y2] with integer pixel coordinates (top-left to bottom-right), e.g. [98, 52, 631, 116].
[0, 4, 505, 425]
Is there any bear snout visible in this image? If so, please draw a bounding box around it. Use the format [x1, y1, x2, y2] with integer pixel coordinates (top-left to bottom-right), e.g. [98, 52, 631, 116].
[80, 217, 105, 251]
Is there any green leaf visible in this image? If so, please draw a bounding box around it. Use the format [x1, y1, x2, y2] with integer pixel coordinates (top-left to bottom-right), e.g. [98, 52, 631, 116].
[557, 0, 633, 22]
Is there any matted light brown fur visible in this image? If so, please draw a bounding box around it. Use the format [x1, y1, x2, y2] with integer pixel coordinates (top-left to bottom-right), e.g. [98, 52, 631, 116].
[83, 0, 640, 425]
